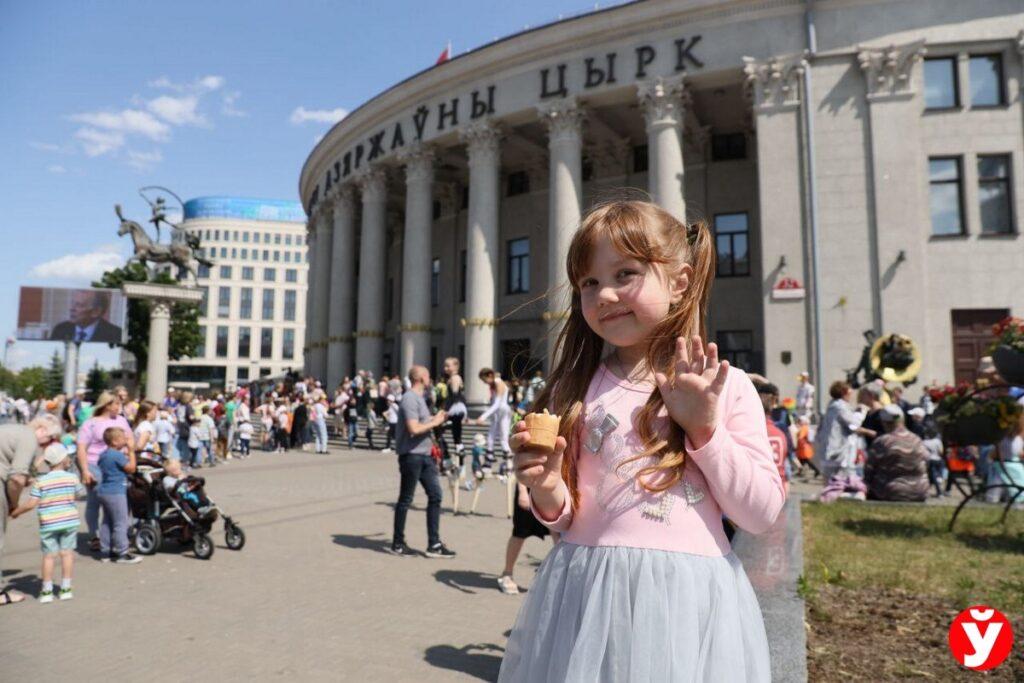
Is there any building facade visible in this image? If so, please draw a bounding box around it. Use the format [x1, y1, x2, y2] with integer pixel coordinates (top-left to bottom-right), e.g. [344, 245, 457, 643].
[168, 197, 309, 391]
[299, 0, 1024, 407]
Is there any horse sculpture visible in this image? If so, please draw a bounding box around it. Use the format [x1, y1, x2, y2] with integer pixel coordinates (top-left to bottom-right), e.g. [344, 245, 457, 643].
[116, 204, 213, 280]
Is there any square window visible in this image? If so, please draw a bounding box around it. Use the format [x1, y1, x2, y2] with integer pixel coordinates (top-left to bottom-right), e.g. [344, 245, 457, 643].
[264, 268, 276, 282]
[968, 54, 1005, 107]
[716, 330, 756, 372]
[928, 157, 965, 235]
[285, 269, 297, 283]
[711, 133, 747, 161]
[197, 263, 210, 279]
[924, 57, 959, 109]
[219, 265, 232, 279]
[507, 171, 530, 197]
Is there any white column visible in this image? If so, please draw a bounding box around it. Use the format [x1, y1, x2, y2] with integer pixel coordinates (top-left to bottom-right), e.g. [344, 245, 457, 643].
[303, 221, 316, 376]
[146, 300, 171, 400]
[399, 145, 435, 373]
[460, 122, 502, 406]
[354, 168, 387, 377]
[538, 99, 585, 357]
[63, 341, 78, 395]
[638, 75, 687, 220]
[327, 185, 357, 389]
[312, 203, 334, 381]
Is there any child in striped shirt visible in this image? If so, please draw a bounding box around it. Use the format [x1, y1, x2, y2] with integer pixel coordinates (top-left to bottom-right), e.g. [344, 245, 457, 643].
[11, 444, 82, 603]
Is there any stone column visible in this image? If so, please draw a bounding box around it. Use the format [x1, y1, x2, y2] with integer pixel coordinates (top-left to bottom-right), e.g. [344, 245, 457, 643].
[538, 99, 585, 360]
[327, 185, 357, 388]
[399, 145, 435, 373]
[460, 122, 501, 406]
[638, 75, 688, 220]
[312, 202, 334, 381]
[303, 221, 317, 376]
[354, 168, 387, 377]
[146, 301, 171, 400]
[63, 341, 78, 396]
[744, 55, 810, 388]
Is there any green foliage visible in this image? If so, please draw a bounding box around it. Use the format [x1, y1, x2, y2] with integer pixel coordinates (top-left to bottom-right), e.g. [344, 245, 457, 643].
[45, 349, 64, 396]
[14, 366, 48, 400]
[86, 360, 110, 401]
[92, 263, 201, 373]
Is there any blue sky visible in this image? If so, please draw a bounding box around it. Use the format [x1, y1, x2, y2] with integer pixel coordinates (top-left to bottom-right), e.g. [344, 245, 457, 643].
[1, 0, 627, 372]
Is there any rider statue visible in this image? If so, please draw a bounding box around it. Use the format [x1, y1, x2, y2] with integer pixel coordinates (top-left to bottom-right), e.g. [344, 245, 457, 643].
[116, 191, 212, 281]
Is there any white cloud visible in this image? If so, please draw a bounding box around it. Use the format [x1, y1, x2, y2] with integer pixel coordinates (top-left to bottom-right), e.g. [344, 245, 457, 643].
[147, 94, 206, 126]
[75, 128, 125, 156]
[69, 109, 170, 141]
[149, 74, 224, 93]
[198, 75, 225, 91]
[221, 91, 246, 117]
[290, 106, 348, 125]
[126, 149, 163, 170]
[29, 244, 124, 282]
[31, 141, 64, 153]
[47, 164, 67, 174]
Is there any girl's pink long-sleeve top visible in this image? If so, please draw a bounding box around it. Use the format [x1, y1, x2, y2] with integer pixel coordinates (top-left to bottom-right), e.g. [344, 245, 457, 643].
[531, 365, 786, 556]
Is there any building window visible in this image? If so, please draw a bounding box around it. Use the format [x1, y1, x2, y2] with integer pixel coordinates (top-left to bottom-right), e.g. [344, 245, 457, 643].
[274, 234, 281, 245]
[215, 326, 228, 358]
[195, 325, 206, 357]
[199, 287, 208, 317]
[237, 326, 251, 358]
[260, 328, 273, 359]
[217, 287, 230, 317]
[924, 57, 958, 109]
[284, 290, 297, 321]
[717, 331, 755, 371]
[459, 249, 467, 303]
[284, 252, 291, 263]
[240, 287, 253, 320]
[231, 248, 237, 259]
[262, 289, 275, 320]
[928, 157, 965, 236]
[507, 237, 530, 294]
[432, 200, 441, 220]
[242, 266, 253, 281]
[214, 230, 220, 241]
[507, 171, 530, 197]
[714, 213, 750, 277]
[283, 329, 295, 359]
[633, 144, 649, 173]
[241, 248, 248, 260]
[220, 247, 227, 258]
[969, 54, 1005, 107]
[264, 268, 275, 282]
[297, 235, 304, 246]
[237, 366, 249, 381]
[233, 230, 239, 241]
[431, 258, 440, 306]
[197, 263, 210, 279]
[242, 232, 249, 243]
[977, 154, 1013, 235]
[711, 133, 747, 161]
[285, 268, 297, 283]
[273, 251, 280, 262]
[285, 235, 292, 245]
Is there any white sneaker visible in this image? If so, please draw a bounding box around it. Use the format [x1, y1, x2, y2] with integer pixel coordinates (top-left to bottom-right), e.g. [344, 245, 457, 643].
[497, 575, 519, 595]
[59, 588, 73, 601]
[38, 590, 55, 604]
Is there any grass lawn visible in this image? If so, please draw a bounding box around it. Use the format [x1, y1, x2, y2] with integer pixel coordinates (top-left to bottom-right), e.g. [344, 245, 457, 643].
[801, 500, 1024, 681]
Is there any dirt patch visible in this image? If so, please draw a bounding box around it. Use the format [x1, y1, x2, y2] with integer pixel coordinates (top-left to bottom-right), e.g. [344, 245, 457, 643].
[806, 584, 1023, 681]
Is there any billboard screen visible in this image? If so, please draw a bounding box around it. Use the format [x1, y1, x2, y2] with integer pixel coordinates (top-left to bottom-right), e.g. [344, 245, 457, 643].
[16, 287, 127, 344]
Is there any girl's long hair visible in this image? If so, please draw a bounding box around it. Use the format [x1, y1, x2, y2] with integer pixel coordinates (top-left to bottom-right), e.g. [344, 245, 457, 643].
[531, 200, 716, 510]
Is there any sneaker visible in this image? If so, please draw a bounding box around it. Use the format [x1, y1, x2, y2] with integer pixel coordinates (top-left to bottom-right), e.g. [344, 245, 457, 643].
[497, 575, 519, 595]
[387, 541, 411, 557]
[113, 553, 143, 565]
[38, 590, 55, 604]
[59, 588, 73, 601]
[425, 543, 456, 559]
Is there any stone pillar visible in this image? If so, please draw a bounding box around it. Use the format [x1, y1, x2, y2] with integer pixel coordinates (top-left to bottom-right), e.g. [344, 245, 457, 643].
[399, 145, 435, 373]
[354, 168, 387, 377]
[326, 185, 357, 389]
[743, 55, 811, 387]
[460, 122, 501, 406]
[857, 42, 930, 377]
[638, 75, 688, 220]
[63, 341, 78, 396]
[146, 301, 171, 400]
[303, 221, 317, 376]
[538, 99, 585, 361]
[312, 203, 334, 381]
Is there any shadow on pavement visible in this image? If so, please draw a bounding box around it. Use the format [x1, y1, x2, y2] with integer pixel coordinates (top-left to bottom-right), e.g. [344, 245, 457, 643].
[2, 570, 41, 597]
[331, 532, 405, 555]
[423, 642, 504, 682]
[434, 569, 500, 594]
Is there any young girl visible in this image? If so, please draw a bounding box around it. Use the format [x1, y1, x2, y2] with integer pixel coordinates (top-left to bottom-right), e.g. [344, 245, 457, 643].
[499, 201, 784, 681]
[472, 368, 513, 467]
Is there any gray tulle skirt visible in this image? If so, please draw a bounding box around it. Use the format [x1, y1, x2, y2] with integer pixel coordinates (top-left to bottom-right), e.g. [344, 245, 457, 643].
[498, 542, 771, 682]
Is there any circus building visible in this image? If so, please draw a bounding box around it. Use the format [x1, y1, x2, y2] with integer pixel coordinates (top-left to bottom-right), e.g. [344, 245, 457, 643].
[299, 0, 1024, 407]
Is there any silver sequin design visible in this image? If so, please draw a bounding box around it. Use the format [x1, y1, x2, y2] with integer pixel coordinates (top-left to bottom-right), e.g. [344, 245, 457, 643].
[586, 403, 704, 523]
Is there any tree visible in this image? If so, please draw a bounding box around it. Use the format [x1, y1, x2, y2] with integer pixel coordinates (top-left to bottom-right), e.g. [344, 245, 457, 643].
[17, 366, 48, 400]
[93, 263, 202, 374]
[86, 360, 110, 401]
[45, 349, 64, 396]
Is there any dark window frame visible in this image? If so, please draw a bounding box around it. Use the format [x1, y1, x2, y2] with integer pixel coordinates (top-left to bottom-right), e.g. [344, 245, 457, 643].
[506, 171, 529, 197]
[928, 156, 967, 237]
[431, 258, 440, 307]
[237, 326, 251, 359]
[260, 328, 274, 359]
[967, 53, 1006, 108]
[977, 153, 1015, 235]
[713, 212, 751, 278]
[923, 56, 960, 111]
[716, 329, 755, 372]
[506, 237, 530, 295]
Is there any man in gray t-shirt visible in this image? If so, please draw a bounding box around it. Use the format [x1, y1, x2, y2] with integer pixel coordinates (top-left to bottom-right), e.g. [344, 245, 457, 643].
[390, 365, 455, 559]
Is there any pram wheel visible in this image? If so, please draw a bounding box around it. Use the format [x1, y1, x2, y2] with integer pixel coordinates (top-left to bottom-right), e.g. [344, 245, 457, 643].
[193, 533, 214, 560]
[225, 522, 246, 550]
[134, 522, 162, 555]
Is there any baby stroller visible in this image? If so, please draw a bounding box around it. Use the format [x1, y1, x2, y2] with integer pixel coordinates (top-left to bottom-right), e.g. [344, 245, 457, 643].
[127, 458, 245, 560]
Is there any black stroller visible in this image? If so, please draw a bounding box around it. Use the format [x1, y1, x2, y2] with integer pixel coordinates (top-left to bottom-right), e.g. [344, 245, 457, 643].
[127, 458, 245, 560]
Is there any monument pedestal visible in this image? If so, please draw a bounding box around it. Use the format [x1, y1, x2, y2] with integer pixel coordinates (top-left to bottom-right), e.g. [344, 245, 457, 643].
[122, 282, 203, 400]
